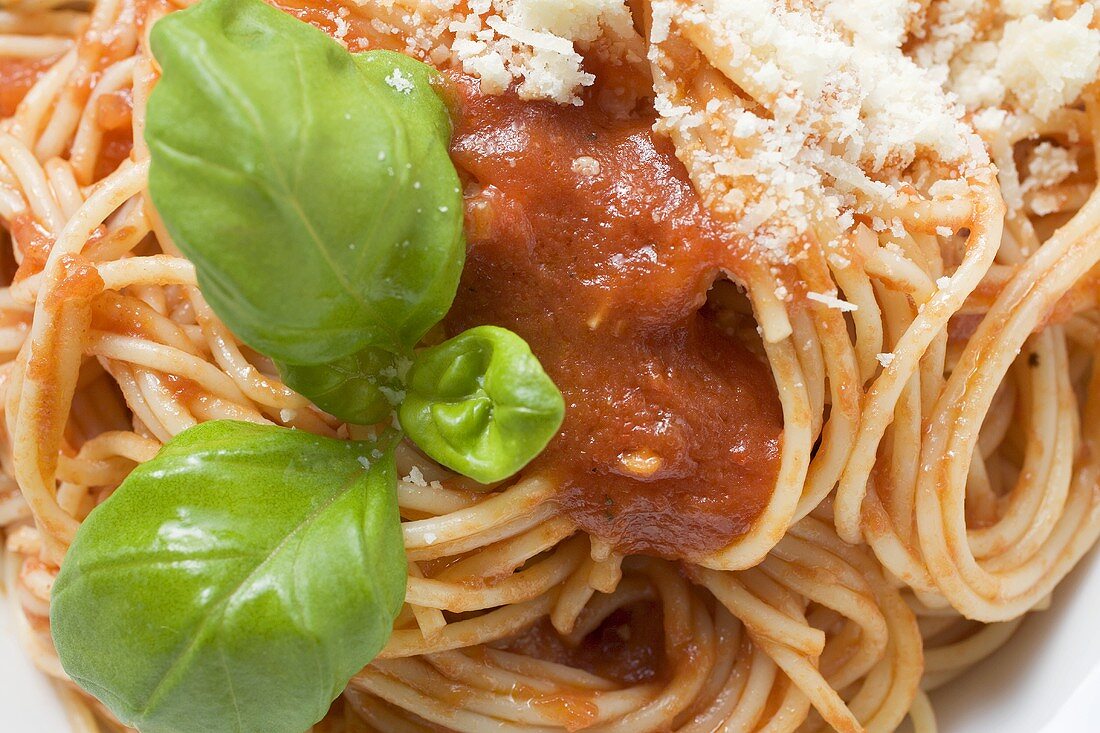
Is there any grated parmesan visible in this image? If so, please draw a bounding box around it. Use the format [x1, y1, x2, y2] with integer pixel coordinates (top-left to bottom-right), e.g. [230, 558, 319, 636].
[996, 7, 1100, 121]
[345, 0, 634, 104]
[647, 0, 988, 262]
[927, 4, 1100, 121]
[449, 0, 634, 104]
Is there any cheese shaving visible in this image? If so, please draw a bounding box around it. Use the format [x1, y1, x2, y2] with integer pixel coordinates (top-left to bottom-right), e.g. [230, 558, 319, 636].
[807, 291, 859, 312]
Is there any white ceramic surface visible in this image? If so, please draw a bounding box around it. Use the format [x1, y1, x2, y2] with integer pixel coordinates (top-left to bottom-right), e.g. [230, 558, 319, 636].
[932, 544, 1100, 733]
[3, 549, 1100, 731]
[0, 591, 70, 732]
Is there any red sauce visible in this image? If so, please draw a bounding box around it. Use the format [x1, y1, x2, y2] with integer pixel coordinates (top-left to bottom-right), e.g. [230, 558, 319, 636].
[44, 253, 103, 308]
[94, 128, 134, 182]
[0, 56, 52, 118]
[9, 213, 53, 283]
[445, 77, 783, 560]
[495, 601, 667, 685]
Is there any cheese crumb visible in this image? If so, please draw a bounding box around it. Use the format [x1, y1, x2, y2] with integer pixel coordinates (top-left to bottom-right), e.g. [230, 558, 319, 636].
[571, 155, 601, 176]
[384, 66, 415, 94]
[876, 352, 895, 367]
[403, 466, 428, 486]
[807, 291, 859, 312]
[1024, 142, 1077, 192]
[1031, 191, 1061, 217]
[379, 385, 406, 406]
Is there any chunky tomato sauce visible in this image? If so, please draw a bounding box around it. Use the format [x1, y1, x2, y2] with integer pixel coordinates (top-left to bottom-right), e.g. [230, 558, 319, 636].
[0, 57, 52, 118]
[444, 77, 783, 560]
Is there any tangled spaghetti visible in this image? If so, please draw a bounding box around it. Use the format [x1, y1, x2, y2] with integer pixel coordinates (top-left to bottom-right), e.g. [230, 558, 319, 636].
[2, 1, 1100, 732]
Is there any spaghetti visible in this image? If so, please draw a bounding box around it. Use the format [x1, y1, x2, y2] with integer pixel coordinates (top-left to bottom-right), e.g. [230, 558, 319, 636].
[1, 1, 1100, 732]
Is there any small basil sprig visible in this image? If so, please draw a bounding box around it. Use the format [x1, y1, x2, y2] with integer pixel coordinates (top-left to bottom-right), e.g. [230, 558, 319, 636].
[51, 421, 405, 733]
[146, 0, 464, 367]
[400, 326, 564, 483]
[145, 0, 564, 482]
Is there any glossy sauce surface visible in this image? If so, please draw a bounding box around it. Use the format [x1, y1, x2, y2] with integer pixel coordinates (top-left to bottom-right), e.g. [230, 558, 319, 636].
[445, 78, 783, 559]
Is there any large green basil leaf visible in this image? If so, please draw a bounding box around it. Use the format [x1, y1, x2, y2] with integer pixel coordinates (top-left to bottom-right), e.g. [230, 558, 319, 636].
[51, 421, 405, 733]
[146, 0, 464, 366]
[399, 326, 564, 484]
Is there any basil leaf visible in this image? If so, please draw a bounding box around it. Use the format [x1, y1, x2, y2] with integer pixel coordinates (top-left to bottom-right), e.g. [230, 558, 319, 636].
[146, 0, 464, 367]
[51, 421, 405, 733]
[399, 326, 564, 484]
[275, 347, 405, 425]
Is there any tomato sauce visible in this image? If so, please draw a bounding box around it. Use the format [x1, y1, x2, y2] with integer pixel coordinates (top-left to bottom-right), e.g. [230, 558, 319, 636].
[9, 213, 53, 282]
[93, 128, 134, 182]
[0, 56, 52, 118]
[444, 77, 783, 560]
